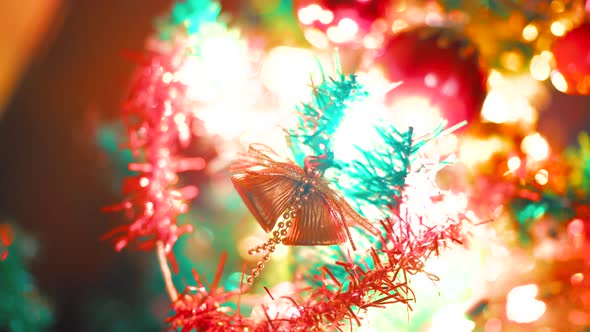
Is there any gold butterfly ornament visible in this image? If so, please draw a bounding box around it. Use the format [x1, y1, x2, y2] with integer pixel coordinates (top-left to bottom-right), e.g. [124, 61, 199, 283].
[231, 144, 379, 283]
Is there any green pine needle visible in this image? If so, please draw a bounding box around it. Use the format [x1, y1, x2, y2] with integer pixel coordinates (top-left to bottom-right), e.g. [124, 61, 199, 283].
[286, 72, 368, 167]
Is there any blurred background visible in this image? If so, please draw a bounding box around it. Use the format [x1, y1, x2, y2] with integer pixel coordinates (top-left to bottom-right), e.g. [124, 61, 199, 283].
[0, 0, 589, 331]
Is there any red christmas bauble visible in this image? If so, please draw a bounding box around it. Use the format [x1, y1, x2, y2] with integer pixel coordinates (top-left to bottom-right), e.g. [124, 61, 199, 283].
[293, 0, 391, 48]
[552, 22, 590, 95]
[374, 27, 488, 129]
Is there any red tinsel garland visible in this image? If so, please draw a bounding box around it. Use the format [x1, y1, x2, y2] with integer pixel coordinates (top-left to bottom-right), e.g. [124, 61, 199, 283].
[103, 50, 205, 255]
[167, 210, 465, 331]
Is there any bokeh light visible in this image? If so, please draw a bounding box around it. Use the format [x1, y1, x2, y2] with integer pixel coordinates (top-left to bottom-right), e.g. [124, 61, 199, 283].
[506, 284, 546, 323]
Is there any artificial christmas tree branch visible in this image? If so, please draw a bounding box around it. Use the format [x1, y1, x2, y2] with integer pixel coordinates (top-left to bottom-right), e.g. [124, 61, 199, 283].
[157, 240, 179, 302]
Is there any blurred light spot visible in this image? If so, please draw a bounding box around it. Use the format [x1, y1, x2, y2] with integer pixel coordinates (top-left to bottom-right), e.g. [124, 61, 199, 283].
[441, 77, 459, 96]
[540, 50, 554, 61]
[176, 31, 248, 103]
[571, 272, 584, 285]
[481, 91, 536, 125]
[487, 70, 503, 87]
[327, 18, 359, 43]
[318, 9, 334, 24]
[459, 136, 508, 167]
[338, 18, 359, 35]
[567, 219, 586, 248]
[162, 72, 173, 84]
[530, 55, 551, 81]
[391, 19, 408, 33]
[238, 235, 264, 261]
[273, 243, 289, 259]
[507, 156, 522, 172]
[551, 20, 567, 36]
[506, 284, 546, 323]
[389, 96, 443, 137]
[173, 113, 186, 125]
[261, 46, 319, 104]
[0, 224, 14, 247]
[550, 71, 568, 92]
[521, 133, 550, 161]
[429, 304, 475, 332]
[298, 4, 322, 25]
[568, 218, 584, 236]
[522, 24, 539, 41]
[304, 28, 330, 49]
[535, 169, 549, 185]
[139, 177, 150, 187]
[425, 12, 444, 26]
[363, 33, 384, 49]
[501, 50, 524, 71]
[551, 0, 565, 13]
[425, 73, 438, 87]
[332, 99, 388, 163]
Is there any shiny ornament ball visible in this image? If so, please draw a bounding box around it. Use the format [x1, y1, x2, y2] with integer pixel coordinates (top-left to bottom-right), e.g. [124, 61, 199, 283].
[552, 22, 590, 95]
[293, 0, 391, 48]
[374, 26, 488, 129]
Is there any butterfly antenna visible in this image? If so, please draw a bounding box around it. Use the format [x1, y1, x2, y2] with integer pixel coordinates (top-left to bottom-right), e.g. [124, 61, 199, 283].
[245, 208, 296, 284]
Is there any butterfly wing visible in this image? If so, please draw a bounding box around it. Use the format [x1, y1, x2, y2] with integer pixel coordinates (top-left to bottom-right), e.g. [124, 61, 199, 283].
[283, 191, 347, 246]
[232, 170, 298, 233]
[314, 180, 380, 236]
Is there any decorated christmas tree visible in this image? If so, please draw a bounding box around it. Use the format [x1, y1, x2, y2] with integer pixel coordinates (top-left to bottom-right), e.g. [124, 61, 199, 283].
[0, 0, 589, 331]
